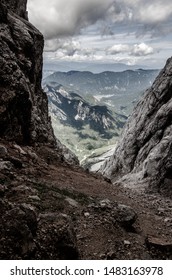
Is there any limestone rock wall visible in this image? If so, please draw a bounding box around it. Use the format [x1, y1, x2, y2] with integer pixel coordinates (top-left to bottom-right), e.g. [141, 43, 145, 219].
[0, 0, 55, 145]
[101, 57, 172, 190]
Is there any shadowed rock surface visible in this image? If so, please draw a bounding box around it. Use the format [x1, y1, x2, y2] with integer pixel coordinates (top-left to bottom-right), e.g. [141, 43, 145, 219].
[0, 0, 80, 259]
[0, 0, 55, 145]
[5, 0, 28, 19]
[101, 57, 172, 193]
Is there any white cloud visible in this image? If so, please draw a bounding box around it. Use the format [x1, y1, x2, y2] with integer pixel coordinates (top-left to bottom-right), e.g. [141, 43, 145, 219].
[107, 44, 130, 54]
[45, 38, 81, 55]
[107, 43, 154, 56]
[132, 43, 154, 56]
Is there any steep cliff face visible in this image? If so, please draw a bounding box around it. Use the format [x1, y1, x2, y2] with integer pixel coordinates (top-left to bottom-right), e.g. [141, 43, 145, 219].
[101, 57, 172, 191]
[0, 0, 55, 145]
[5, 0, 28, 19]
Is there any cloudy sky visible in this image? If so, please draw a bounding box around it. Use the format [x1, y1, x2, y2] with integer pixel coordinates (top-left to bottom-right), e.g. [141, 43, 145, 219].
[28, 0, 172, 69]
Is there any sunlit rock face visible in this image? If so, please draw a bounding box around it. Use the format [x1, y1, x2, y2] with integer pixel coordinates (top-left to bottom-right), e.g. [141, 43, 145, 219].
[101, 57, 172, 191]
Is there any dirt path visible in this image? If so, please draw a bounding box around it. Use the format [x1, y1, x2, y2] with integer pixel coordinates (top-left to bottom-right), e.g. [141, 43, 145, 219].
[1, 141, 172, 259]
[40, 164, 172, 259]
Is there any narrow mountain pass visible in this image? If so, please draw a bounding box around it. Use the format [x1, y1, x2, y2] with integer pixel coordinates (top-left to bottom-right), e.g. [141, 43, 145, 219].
[0, 140, 172, 259]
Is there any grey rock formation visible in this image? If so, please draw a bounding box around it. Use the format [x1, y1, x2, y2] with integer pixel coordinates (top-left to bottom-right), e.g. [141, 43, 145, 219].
[5, 0, 28, 19]
[101, 57, 172, 191]
[114, 204, 137, 227]
[0, 0, 55, 145]
[89, 199, 137, 228]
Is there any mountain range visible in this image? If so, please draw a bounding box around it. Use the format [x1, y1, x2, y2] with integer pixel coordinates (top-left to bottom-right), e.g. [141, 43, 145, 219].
[43, 60, 157, 75]
[43, 69, 159, 163]
[44, 82, 126, 161]
[44, 69, 159, 116]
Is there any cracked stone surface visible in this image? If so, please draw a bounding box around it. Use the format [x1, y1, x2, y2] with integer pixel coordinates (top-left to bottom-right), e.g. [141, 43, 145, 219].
[100, 57, 172, 192]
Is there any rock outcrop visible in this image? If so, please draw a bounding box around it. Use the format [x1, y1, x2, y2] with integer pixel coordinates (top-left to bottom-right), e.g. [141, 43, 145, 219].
[101, 57, 172, 192]
[0, 0, 55, 145]
[0, 0, 79, 259]
[5, 0, 28, 19]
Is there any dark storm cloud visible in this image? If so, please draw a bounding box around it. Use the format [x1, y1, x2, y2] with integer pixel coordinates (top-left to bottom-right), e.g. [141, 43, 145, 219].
[28, 0, 115, 40]
[27, 0, 172, 66]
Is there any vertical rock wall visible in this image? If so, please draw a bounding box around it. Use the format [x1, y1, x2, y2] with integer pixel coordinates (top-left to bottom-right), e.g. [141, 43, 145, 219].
[101, 57, 172, 190]
[0, 0, 55, 145]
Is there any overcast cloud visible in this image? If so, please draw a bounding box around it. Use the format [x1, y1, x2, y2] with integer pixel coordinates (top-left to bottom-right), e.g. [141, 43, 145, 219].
[107, 43, 154, 56]
[27, 0, 172, 68]
[28, 0, 114, 39]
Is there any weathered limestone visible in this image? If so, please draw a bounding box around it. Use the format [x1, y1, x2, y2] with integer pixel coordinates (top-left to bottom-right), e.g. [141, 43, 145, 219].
[101, 57, 172, 191]
[0, 0, 55, 145]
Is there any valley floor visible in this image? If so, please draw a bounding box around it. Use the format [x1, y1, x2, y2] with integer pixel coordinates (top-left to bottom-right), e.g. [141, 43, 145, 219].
[0, 140, 172, 259]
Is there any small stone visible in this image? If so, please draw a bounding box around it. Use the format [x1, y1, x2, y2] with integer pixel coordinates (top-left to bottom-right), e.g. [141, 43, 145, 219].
[84, 212, 90, 217]
[21, 203, 36, 212]
[107, 251, 116, 259]
[13, 144, 27, 155]
[164, 217, 171, 223]
[27, 151, 39, 162]
[146, 235, 172, 249]
[99, 199, 111, 209]
[124, 240, 131, 245]
[28, 195, 41, 201]
[99, 253, 106, 259]
[65, 197, 79, 207]
[0, 161, 13, 171]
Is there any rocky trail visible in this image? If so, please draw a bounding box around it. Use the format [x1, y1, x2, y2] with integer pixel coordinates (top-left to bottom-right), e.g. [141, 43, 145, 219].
[1, 140, 172, 260]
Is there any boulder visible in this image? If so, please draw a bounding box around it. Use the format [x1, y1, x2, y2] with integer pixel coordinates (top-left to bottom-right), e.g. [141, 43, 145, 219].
[36, 213, 79, 259]
[113, 204, 137, 228]
[0, 201, 37, 259]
